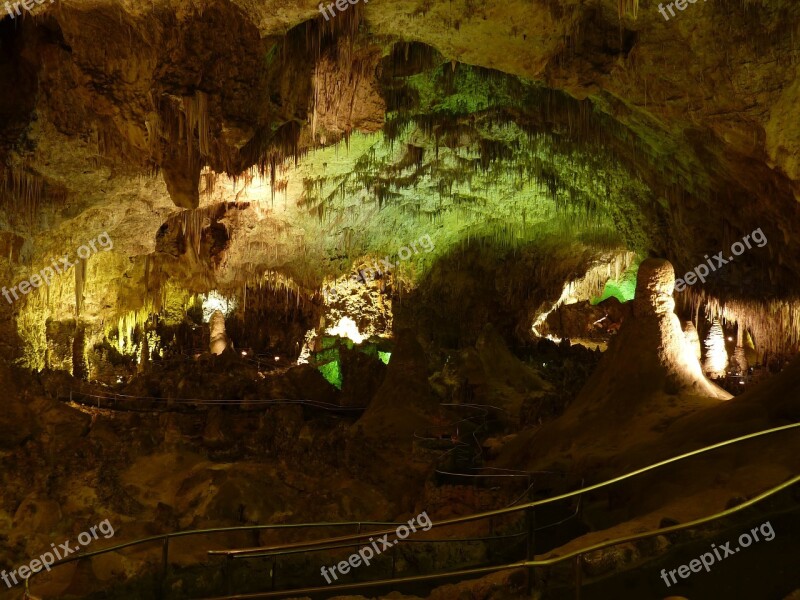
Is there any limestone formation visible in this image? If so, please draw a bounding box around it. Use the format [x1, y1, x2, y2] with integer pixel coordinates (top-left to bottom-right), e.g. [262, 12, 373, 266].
[731, 346, 749, 376]
[683, 321, 702, 361]
[633, 258, 676, 318]
[0, 3, 798, 599]
[209, 310, 230, 355]
[138, 332, 149, 373]
[571, 258, 731, 418]
[703, 319, 729, 379]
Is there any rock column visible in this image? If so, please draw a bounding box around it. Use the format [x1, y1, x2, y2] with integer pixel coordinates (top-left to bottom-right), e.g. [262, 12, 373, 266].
[209, 310, 230, 355]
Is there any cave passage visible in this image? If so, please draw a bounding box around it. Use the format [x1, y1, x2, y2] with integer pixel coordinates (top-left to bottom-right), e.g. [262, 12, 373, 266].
[0, 1, 799, 599]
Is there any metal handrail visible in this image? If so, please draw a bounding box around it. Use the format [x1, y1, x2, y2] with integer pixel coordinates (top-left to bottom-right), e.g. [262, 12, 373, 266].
[231, 496, 586, 561]
[527, 472, 800, 564]
[61, 390, 365, 411]
[198, 472, 800, 599]
[234, 530, 530, 560]
[26, 421, 800, 597]
[28, 521, 404, 573]
[434, 470, 527, 478]
[212, 421, 800, 556]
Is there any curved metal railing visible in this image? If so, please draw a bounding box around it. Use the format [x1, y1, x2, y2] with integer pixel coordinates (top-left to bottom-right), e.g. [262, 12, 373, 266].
[199, 472, 800, 599]
[58, 389, 365, 413]
[25, 421, 800, 599]
[206, 419, 800, 600]
[214, 420, 800, 557]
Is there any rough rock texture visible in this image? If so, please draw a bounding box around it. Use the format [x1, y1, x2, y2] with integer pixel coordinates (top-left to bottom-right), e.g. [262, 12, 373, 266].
[0, 360, 417, 599]
[338, 344, 387, 407]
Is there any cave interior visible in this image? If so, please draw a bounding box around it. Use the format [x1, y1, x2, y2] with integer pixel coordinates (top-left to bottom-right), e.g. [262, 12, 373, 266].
[0, 0, 799, 599]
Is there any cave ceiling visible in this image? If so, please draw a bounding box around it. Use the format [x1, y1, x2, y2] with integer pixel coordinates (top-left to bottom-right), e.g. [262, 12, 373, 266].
[0, 0, 799, 348]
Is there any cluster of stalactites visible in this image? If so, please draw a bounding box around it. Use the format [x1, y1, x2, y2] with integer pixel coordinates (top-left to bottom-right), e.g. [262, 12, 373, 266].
[531, 250, 637, 335]
[113, 306, 153, 355]
[183, 91, 211, 161]
[237, 271, 310, 315]
[0, 166, 67, 229]
[679, 287, 800, 356]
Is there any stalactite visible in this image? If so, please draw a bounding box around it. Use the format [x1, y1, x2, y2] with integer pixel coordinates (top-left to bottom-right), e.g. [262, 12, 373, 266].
[74, 257, 87, 316]
[679, 287, 800, 355]
[182, 90, 211, 164]
[113, 307, 154, 356]
[312, 62, 320, 140]
[200, 168, 218, 200]
[145, 112, 162, 160]
[178, 208, 208, 260]
[0, 166, 67, 228]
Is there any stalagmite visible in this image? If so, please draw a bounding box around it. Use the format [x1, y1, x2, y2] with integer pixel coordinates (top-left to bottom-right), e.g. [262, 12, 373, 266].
[570, 258, 730, 418]
[209, 310, 230, 355]
[703, 319, 728, 379]
[730, 325, 748, 375]
[730, 346, 748, 376]
[683, 321, 701, 360]
[138, 332, 149, 373]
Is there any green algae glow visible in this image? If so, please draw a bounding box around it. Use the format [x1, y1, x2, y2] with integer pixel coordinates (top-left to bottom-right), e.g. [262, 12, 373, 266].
[592, 262, 639, 304]
[318, 359, 343, 389]
[378, 351, 391, 365]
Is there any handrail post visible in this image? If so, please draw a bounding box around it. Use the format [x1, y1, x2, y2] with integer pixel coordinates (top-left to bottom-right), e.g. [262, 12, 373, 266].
[354, 523, 362, 581]
[158, 536, 169, 599]
[487, 516, 493, 561]
[223, 555, 233, 595]
[525, 506, 536, 594]
[574, 554, 583, 600]
[271, 556, 277, 591]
